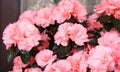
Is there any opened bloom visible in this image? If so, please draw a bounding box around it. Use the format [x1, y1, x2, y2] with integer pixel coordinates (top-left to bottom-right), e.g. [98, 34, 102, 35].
[54, 23, 73, 46]
[35, 7, 55, 28]
[69, 24, 89, 46]
[95, 0, 120, 16]
[54, 0, 87, 23]
[44, 60, 71, 72]
[98, 30, 120, 58]
[67, 51, 88, 72]
[11, 56, 27, 72]
[2, 20, 41, 51]
[35, 49, 56, 67]
[87, 45, 115, 72]
[19, 10, 37, 24]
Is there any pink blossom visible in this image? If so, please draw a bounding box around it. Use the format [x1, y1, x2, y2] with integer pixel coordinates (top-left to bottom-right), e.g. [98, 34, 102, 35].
[87, 14, 103, 30]
[54, 23, 88, 46]
[2, 23, 17, 50]
[16, 20, 41, 51]
[54, 23, 73, 46]
[19, 10, 37, 24]
[98, 30, 120, 58]
[44, 60, 71, 72]
[11, 66, 22, 72]
[55, 0, 87, 23]
[35, 49, 56, 67]
[2, 20, 41, 51]
[36, 31, 50, 50]
[24, 68, 42, 72]
[35, 7, 55, 28]
[11, 56, 27, 72]
[87, 45, 115, 72]
[71, 0, 87, 22]
[13, 56, 27, 68]
[95, 0, 120, 16]
[52, 0, 73, 23]
[67, 51, 88, 72]
[52, 7, 71, 23]
[69, 24, 89, 46]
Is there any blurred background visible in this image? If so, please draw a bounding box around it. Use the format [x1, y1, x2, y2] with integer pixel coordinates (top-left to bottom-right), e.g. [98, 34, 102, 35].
[0, 0, 101, 72]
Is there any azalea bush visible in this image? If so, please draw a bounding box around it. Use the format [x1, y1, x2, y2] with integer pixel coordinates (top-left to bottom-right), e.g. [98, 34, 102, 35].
[2, 0, 120, 72]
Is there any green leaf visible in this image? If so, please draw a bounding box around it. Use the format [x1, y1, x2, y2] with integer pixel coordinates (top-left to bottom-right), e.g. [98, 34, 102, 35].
[89, 38, 99, 46]
[46, 22, 59, 33]
[76, 46, 84, 51]
[72, 42, 84, 51]
[20, 50, 31, 64]
[97, 15, 113, 24]
[52, 44, 72, 58]
[97, 15, 114, 31]
[31, 62, 39, 68]
[7, 44, 19, 62]
[103, 23, 114, 31]
[113, 19, 120, 32]
[30, 48, 39, 57]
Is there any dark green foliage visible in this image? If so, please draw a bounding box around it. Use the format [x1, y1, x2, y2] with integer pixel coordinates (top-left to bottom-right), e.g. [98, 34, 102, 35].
[87, 29, 101, 46]
[31, 62, 39, 68]
[30, 48, 39, 57]
[89, 38, 99, 46]
[8, 44, 19, 62]
[20, 50, 31, 64]
[113, 19, 120, 32]
[97, 15, 120, 32]
[52, 44, 72, 58]
[97, 15, 114, 31]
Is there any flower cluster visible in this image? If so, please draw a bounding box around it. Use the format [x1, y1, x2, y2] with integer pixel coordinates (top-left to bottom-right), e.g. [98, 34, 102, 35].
[2, 0, 120, 72]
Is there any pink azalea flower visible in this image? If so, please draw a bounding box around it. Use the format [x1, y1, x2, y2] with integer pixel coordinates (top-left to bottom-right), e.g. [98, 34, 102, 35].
[67, 51, 88, 72]
[35, 7, 55, 28]
[2, 23, 17, 50]
[13, 56, 27, 68]
[24, 68, 42, 72]
[54, 23, 73, 46]
[87, 14, 103, 30]
[69, 24, 89, 46]
[54, 23, 88, 46]
[95, 0, 120, 16]
[11, 56, 27, 72]
[55, 0, 87, 23]
[44, 60, 71, 72]
[71, 0, 87, 22]
[87, 45, 115, 72]
[16, 20, 41, 51]
[52, 7, 71, 23]
[52, 0, 73, 23]
[19, 10, 38, 24]
[11, 67, 22, 72]
[98, 30, 120, 58]
[35, 49, 56, 67]
[2, 20, 41, 51]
